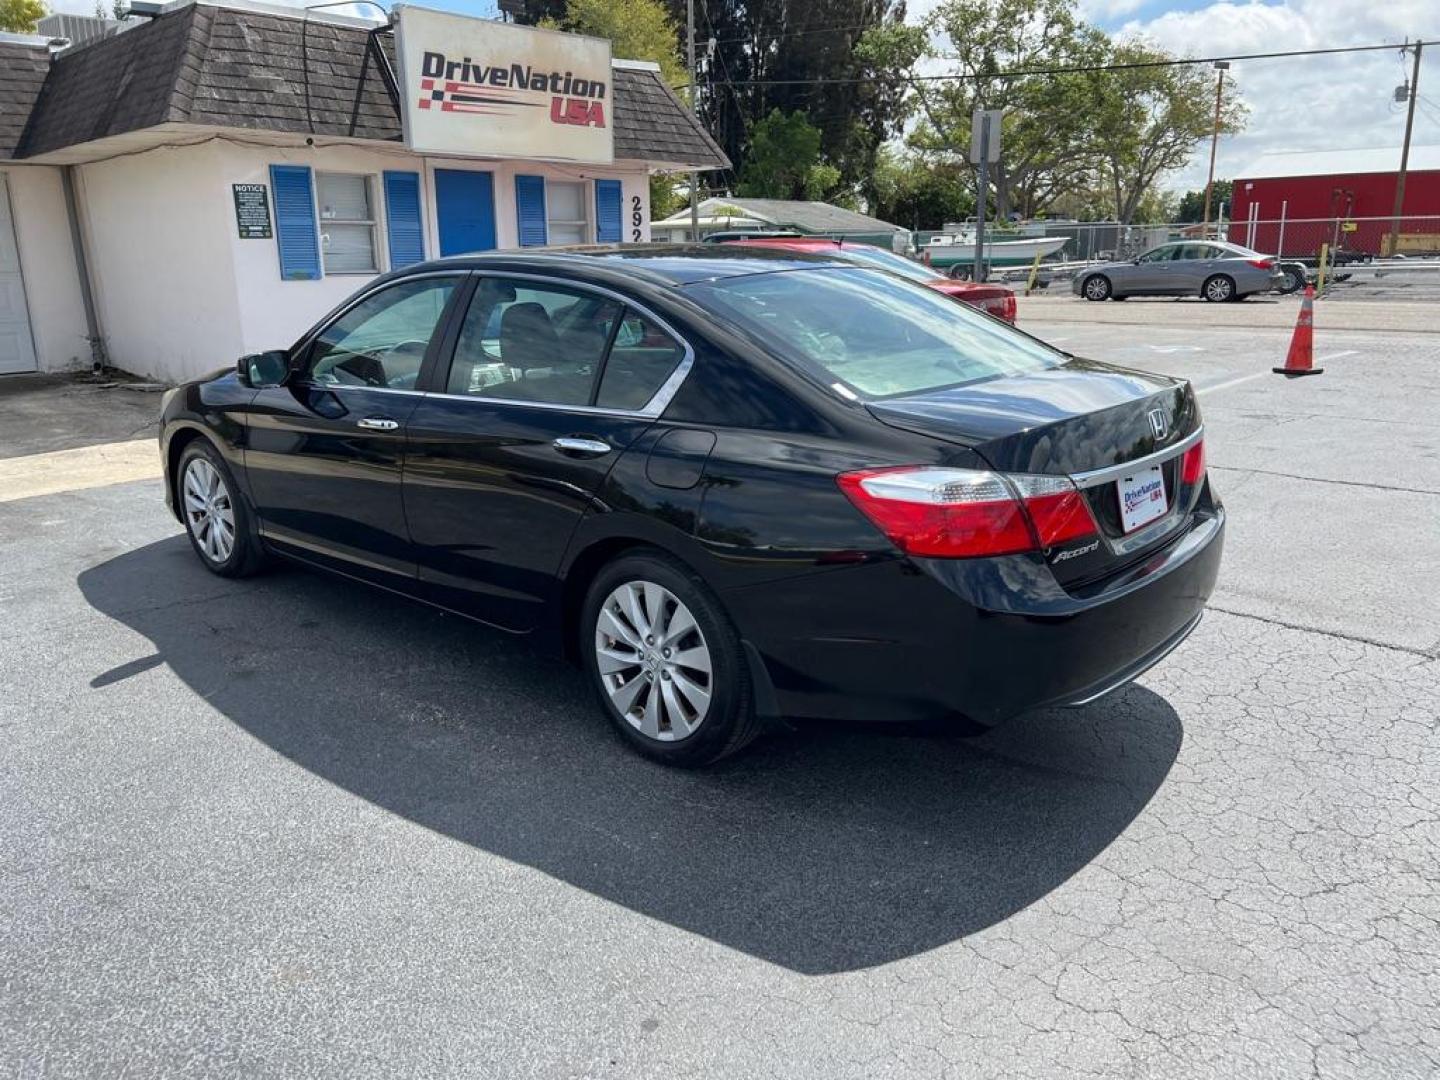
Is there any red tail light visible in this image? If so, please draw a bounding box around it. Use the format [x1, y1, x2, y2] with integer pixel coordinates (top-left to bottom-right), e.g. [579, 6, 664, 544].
[1247, 257, 1274, 270]
[1180, 438, 1206, 485]
[981, 294, 1018, 324]
[837, 467, 1098, 558]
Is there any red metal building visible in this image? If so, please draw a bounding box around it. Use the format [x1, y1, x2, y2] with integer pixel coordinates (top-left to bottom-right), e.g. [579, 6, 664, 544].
[1228, 145, 1440, 258]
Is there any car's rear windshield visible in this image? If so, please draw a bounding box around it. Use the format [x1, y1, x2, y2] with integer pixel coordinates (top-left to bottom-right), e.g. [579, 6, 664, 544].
[686, 267, 1063, 400]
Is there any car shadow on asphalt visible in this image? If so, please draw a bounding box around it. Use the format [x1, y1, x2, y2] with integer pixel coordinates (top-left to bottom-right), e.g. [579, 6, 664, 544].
[79, 537, 1183, 975]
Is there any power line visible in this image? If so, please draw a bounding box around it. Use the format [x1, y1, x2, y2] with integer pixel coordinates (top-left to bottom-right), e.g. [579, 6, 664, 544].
[679, 39, 1436, 89]
[706, 20, 890, 48]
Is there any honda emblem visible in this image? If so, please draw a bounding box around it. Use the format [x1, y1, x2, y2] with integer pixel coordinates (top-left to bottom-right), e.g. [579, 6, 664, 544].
[1147, 408, 1168, 440]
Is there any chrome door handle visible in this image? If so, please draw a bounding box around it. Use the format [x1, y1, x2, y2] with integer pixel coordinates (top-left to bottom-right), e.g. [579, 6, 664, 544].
[357, 417, 399, 431]
[553, 436, 612, 456]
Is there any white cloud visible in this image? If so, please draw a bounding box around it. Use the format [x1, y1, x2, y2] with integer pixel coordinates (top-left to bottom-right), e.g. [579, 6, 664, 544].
[1113, 0, 1440, 191]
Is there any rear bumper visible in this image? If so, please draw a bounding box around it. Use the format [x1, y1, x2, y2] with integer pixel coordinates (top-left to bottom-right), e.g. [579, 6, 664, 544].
[727, 503, 1224, 728]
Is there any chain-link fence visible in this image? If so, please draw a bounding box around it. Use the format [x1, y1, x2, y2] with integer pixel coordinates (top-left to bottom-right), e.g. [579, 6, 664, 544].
[915, 215, 1440, 268]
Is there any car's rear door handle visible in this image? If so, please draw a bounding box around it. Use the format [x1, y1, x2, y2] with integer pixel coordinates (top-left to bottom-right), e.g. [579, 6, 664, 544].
[357, 417, 400, 431]
[553, 436, 611, 457]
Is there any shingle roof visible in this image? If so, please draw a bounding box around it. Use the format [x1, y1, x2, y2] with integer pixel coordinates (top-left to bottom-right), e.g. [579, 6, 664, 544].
[1236, 146, 1440, 180]
[0, 39, 51, 160]
[14, 2, 728, 170]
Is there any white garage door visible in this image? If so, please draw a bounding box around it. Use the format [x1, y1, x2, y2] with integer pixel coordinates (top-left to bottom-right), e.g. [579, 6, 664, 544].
[0, 174, 38, 375]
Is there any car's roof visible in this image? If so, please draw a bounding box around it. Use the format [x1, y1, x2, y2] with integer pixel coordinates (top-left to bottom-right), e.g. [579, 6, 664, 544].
[727, 236, 845, 251]
[413, 243, 857, 287]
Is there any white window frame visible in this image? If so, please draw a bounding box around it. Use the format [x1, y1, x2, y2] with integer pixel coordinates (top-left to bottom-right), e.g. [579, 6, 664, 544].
[316, 171, 383, 276]
[545, 178, 591, 246]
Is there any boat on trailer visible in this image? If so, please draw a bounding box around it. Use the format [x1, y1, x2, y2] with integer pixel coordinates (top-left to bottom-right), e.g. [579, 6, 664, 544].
[922, 225, 1069, 270]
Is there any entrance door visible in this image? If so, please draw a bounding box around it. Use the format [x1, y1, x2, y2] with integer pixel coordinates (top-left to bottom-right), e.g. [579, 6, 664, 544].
[0, 175, 38, 375]
[434, 169, 496, 256]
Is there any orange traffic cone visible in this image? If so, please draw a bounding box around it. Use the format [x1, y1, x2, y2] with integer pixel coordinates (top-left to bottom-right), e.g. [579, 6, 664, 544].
[1274, 286, 1323, 377]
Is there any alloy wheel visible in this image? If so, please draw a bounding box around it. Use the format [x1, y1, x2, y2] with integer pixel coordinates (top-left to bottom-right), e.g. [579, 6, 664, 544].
[594, 580, 713, 742]
[1205, 276, 1233, 302]
[183, 456, 236, 564]
[1084, 276, 1109, 300]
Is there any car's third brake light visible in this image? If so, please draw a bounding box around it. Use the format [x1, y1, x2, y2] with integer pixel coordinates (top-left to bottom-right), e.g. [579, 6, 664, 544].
[837, 467, 1097, 558]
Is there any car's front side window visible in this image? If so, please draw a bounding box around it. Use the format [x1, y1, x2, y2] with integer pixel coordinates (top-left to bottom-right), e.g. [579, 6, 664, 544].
[1136, 246, 1175, 263]
[306, 276, 460, 389]
[447, 279, 621, 406]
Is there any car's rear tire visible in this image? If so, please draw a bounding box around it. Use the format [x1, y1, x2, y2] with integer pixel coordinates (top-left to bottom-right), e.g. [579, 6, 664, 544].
[581, 550, 761, 767]
[1082, 274, 1112, 301]
[1202, 274, 1235, 302]
[177, 439, 266, 578]
[1278, 263, 1307, 294]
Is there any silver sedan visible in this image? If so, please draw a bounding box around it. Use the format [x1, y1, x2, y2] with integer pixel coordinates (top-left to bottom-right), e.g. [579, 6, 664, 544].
[1073, 240, 1287, 302]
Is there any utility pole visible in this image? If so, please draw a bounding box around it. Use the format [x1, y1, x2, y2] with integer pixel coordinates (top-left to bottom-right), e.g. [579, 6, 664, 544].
[1201, 60, 1229, 237]
[1388, 40, 1423, 258]
[687, 0, 699, 243]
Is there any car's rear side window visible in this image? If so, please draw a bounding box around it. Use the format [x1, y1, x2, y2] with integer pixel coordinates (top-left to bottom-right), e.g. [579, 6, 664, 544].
[595, 311, 686, 410]
[448, 279, 621, 406]
[687, 267, 1063, 400]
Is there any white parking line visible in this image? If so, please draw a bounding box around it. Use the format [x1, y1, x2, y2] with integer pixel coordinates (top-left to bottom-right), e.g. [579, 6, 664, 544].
[1315, 350, 1358, 363]
[1195, 371, 1271, 395]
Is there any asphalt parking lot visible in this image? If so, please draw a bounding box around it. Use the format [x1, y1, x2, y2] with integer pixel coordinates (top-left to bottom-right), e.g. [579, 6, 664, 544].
[3, 298, 1438, 1078]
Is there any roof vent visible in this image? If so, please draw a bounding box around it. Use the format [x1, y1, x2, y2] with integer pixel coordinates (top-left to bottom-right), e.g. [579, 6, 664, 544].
[35, 13, 122, 45]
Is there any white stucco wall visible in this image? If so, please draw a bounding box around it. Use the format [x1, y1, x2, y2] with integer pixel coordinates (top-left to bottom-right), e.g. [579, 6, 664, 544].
[3, 165, 89, 373]
[76, 142, 245, 384]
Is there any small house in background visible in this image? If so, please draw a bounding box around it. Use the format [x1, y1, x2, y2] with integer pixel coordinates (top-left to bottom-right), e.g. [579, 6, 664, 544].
[651, 196, 910, 251]
[0, 0, 726, 383]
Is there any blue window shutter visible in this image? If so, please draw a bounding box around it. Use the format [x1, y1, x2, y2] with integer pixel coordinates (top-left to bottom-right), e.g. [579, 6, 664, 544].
[269, 164, 320, 280]
[515, 174, 547, 247]
[595, 179, 622, 243]
[383, 171, 425, 269]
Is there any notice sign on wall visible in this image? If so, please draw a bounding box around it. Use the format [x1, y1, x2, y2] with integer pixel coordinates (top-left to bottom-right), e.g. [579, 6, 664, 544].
[232, 184, 272, 239]
[394, 4, 613, 164]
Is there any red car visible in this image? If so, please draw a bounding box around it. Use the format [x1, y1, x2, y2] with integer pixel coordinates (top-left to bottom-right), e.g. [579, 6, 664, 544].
[723, 236, 1019, 324]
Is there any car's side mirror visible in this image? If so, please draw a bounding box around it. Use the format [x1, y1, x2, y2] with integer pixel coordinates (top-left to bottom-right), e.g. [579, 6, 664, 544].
[240, 350, 290, 388]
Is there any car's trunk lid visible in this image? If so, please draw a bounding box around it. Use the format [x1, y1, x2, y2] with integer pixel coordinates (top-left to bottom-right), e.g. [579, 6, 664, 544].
[865, 358, 1203, 582]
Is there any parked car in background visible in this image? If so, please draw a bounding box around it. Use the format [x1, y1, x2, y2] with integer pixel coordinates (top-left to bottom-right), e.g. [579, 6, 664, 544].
[1074, 240, 1287, 302]
[725, 236, 1019, 324]
[160, 246, 1221, 767]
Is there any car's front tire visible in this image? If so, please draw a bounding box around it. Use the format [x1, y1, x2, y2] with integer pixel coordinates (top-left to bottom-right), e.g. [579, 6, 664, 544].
[1081, 274, 1112, 301]
[581, 550, 761, 766]
[177, 439, 266, 578]
[1203, 274, 1236, 302]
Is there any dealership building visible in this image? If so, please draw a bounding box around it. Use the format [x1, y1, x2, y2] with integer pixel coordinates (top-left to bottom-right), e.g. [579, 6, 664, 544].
[0, 0, 727, 382]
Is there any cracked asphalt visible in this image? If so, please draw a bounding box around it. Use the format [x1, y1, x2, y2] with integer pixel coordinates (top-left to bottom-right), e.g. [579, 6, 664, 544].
[2, 307, 1438, 1078]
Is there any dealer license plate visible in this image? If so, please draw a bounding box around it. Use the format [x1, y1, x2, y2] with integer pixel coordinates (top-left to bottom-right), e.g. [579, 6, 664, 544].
[1117, 465, 1168, 533]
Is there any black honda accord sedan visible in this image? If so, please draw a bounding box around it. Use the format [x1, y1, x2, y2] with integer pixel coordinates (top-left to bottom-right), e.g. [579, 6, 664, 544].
[159, 246, 1223, 766]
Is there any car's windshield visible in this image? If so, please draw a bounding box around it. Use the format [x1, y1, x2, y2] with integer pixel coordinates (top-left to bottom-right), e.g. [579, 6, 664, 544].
[688, 267, 1064, 400]
[831, 245, 945, 284]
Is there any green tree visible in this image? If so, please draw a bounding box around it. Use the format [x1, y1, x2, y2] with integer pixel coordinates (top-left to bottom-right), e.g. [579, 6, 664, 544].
[543, 0, 684, 86]
[1175, 180, 1232, 222]
[1091, 42, 1246, 223]
[861, 0, 1110, 221]
[869, 146, 974, 229]
[672, 0, 909, 196]
[1, 0, 46, 32]
[735, 109, 823, 199]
